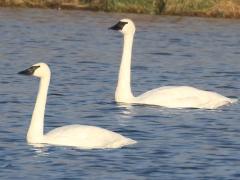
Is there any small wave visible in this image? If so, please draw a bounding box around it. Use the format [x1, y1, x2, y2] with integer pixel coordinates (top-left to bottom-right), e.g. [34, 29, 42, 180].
[49, 93, 65, 96]
[149, 52, 172, 56]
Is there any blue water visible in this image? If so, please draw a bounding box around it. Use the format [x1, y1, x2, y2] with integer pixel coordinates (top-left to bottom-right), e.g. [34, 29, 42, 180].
[0, 8, 240, 179]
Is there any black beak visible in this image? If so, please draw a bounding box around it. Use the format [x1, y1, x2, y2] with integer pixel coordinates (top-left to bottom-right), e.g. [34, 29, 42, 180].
[109, 21, 128, 31]
[18, 66, 40, 76]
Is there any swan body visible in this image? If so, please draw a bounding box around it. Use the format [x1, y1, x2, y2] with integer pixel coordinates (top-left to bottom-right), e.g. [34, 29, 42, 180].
[109, 19, 237, 109]
[134, 86, 236, 109]
[44, 125, 135, 149]
[19, 63, 136, 149]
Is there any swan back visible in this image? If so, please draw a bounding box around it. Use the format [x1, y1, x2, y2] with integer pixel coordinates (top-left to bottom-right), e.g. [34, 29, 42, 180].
[44, 125, 136, 149]
[18, 62, 50, 78]
[109, 19, 135, 35]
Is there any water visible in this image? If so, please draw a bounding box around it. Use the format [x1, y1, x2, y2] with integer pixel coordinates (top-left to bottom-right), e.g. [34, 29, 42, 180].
[0, 8, 240, 179]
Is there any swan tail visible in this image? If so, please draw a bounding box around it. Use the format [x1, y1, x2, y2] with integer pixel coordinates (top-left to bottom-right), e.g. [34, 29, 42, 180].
[229, 98, 238, 104]
[213, 98, 238, 109]
[111, 138, 137, 148]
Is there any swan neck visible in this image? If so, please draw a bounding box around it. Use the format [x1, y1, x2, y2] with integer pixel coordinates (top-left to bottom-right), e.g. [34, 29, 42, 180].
[115, 33, 135, 102]
[27, 75, 50, 143]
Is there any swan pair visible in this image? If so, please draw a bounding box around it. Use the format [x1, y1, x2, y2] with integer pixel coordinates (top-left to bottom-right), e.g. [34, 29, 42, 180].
[19, 19, 237, 149]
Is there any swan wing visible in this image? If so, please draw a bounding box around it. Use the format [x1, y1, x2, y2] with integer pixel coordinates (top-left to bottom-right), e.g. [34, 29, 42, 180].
[135, 86, 236, 109]
[44, 125, 136, 149]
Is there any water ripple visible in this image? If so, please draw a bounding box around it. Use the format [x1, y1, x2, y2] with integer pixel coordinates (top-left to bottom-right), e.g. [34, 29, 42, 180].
[0, 8, 239, 180]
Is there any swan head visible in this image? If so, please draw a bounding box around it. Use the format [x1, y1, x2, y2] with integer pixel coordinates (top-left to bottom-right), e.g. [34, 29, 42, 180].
[109, 19, 135, 35]
[18, 62, 50, 78]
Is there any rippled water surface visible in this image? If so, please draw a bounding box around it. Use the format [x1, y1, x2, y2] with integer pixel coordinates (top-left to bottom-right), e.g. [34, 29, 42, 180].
[0, 8, 240, 179]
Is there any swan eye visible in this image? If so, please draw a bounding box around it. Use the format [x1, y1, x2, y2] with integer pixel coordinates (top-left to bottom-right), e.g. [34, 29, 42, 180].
[109, 21, 128, 31]
[18, 65, 40, 76]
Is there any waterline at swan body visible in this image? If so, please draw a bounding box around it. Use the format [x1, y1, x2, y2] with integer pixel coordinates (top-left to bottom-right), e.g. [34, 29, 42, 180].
[109, 19, 237, 109]
[18, 63, 136, 149]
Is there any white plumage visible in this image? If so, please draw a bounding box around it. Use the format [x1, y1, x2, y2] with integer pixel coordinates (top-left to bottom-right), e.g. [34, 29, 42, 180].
[135, 86, 236, 109]
[110, 19, 237, 109]
[19, 63, 136, 149]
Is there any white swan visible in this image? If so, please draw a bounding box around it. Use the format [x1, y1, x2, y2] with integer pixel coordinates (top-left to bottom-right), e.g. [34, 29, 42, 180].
[109, 19, 237, 109]
[18, 63, 136, 149]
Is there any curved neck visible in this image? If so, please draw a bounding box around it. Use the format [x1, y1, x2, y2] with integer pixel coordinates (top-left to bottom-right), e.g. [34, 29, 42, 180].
[27, 75, 50, 143]
[115, 33, 135, 102]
